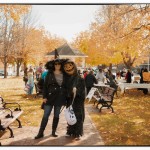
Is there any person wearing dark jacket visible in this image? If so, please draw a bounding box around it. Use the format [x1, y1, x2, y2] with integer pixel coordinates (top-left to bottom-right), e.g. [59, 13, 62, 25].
[139, 68, 148, 94]
[125, 69, 132, 83]
[85, 70, 98, 94]
[35, 59, 67, 139]
[106, 70, 118, 96]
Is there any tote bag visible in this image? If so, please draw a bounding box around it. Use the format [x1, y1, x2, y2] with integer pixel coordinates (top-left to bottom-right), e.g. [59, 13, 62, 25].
[64, 105, 77, 125]
[64, 87, 77, 125]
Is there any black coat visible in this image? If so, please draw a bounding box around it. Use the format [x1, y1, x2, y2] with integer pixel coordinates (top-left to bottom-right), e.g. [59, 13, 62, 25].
[43, 71, 67, 106]
[126, 71, 132, 83]
[66, 75, 85, 137]
[85, 74, 97, 88]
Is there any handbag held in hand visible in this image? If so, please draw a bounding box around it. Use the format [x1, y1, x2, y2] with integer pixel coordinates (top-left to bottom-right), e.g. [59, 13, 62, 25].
[64, 105, 77, 125]
[64, 88, 77, 125]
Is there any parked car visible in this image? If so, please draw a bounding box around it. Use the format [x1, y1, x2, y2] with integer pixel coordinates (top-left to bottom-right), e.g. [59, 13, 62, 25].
[0, 70, 4, 76]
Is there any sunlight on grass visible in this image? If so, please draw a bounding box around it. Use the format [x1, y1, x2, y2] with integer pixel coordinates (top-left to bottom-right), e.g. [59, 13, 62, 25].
[87, 90, 150, 145]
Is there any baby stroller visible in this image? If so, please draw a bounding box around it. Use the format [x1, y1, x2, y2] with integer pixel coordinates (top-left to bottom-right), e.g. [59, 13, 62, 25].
[34, 78, 44, 98]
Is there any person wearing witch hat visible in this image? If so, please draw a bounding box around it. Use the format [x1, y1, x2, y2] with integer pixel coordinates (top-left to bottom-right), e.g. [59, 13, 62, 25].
[35, 49, 67, 139]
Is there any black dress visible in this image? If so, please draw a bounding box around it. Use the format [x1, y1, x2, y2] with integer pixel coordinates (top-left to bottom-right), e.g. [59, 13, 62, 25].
[66, 75, 85, 137]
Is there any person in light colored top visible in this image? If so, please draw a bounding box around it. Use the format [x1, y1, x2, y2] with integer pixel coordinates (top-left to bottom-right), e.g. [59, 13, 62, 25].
[96, 68, 105, 83]
[27, 68, 34, 95]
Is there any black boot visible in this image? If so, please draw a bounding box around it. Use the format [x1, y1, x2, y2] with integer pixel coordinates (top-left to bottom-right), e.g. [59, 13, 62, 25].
[35, 129, 44, 139]
[52, 117, 59, 137]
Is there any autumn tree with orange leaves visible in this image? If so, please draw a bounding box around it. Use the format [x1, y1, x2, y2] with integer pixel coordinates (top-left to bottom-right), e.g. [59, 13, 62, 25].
[72, 4, 150, 69]
[0, 5, 31, 78]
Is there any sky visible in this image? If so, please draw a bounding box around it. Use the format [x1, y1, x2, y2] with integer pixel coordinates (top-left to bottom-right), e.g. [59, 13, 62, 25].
[32, 5, 101, 42]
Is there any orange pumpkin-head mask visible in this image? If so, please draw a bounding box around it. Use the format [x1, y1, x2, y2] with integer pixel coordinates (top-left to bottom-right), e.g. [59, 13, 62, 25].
[63, 60, 77, 76]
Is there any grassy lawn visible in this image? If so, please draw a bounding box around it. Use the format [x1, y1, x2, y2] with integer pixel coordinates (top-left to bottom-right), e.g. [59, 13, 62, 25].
[0, 77, 150, 145]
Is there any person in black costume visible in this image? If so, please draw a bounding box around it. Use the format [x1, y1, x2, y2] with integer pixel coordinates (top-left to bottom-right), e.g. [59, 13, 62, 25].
[125, 69, 132, 83]
[35, 58, 67, 139]
[63, 59, 85, 140]
[85, 70, 98, 94]
[139, 68, 148, 95]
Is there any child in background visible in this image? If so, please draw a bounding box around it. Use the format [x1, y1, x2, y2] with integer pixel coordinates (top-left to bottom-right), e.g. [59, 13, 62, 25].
[27, 68, 34, 95]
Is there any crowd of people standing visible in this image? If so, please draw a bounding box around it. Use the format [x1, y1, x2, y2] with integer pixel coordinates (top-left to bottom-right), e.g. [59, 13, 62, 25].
[82, 66, 149, 95]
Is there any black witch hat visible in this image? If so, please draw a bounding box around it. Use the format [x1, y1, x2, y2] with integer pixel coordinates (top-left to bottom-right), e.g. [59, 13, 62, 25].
[45, 48, 67, 71]
[54, 49, 59, 59]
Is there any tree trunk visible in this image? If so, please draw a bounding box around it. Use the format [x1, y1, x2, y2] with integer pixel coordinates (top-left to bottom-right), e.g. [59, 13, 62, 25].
[4, 57, 8, 78]
[16, 62, 20, 76]
[16, 59, 22, 76]
[125, 64, 131, 70]
[121, 52, 136, 70]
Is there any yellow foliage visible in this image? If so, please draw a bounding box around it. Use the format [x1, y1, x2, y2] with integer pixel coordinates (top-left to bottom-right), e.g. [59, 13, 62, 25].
[0, 5, 31, 21]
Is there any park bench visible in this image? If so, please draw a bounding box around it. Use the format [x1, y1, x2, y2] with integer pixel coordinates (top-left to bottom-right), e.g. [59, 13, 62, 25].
[93, 87, 116, 113]
[0, 96, 23, 145]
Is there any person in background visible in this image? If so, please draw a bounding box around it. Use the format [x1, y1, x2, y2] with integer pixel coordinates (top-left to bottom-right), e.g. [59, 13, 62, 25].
[125, 69, 132, 83]
[36, 63, 44, 81]
[139, 68, 148, 94]
[41, 69, 48, 82]
[140, 68, 144, 83]
[106, 70, 118, 96]
[83, 70, 88, 79]
[35, 59, 67, 139]
[27, 68, 34, 95]
[120, 68, 126, 78]
[78, 69, 84, 78]
[96, 68, 105, 83]
[85, 70, 98, 94]
[116, 71, 121, 79]
[23, 67, 28, 85]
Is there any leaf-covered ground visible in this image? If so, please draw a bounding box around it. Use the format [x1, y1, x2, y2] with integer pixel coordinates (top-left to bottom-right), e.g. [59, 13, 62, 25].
[86, 89, 150, 145]
[0, 77, 150, 145]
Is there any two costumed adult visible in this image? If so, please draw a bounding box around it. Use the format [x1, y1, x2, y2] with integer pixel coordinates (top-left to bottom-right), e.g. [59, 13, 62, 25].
[35, 47, 85, 140]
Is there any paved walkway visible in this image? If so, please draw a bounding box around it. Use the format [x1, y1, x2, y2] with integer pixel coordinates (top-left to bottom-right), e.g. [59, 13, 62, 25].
[0, 105, 104, 146]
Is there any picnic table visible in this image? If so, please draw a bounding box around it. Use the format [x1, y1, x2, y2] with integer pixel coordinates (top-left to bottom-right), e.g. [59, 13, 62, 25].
[94, 82, 110, 87]
[118, 83, 150, 94]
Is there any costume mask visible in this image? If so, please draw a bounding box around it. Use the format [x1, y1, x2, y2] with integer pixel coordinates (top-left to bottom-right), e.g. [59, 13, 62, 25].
[64, 60, 77, 76]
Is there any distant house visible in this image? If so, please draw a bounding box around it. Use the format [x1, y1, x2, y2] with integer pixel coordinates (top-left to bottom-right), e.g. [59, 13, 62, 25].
[46, 43, 88, 68]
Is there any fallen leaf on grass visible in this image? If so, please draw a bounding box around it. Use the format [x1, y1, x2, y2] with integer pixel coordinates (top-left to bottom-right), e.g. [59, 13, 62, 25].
[132, 119, 145, 124]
